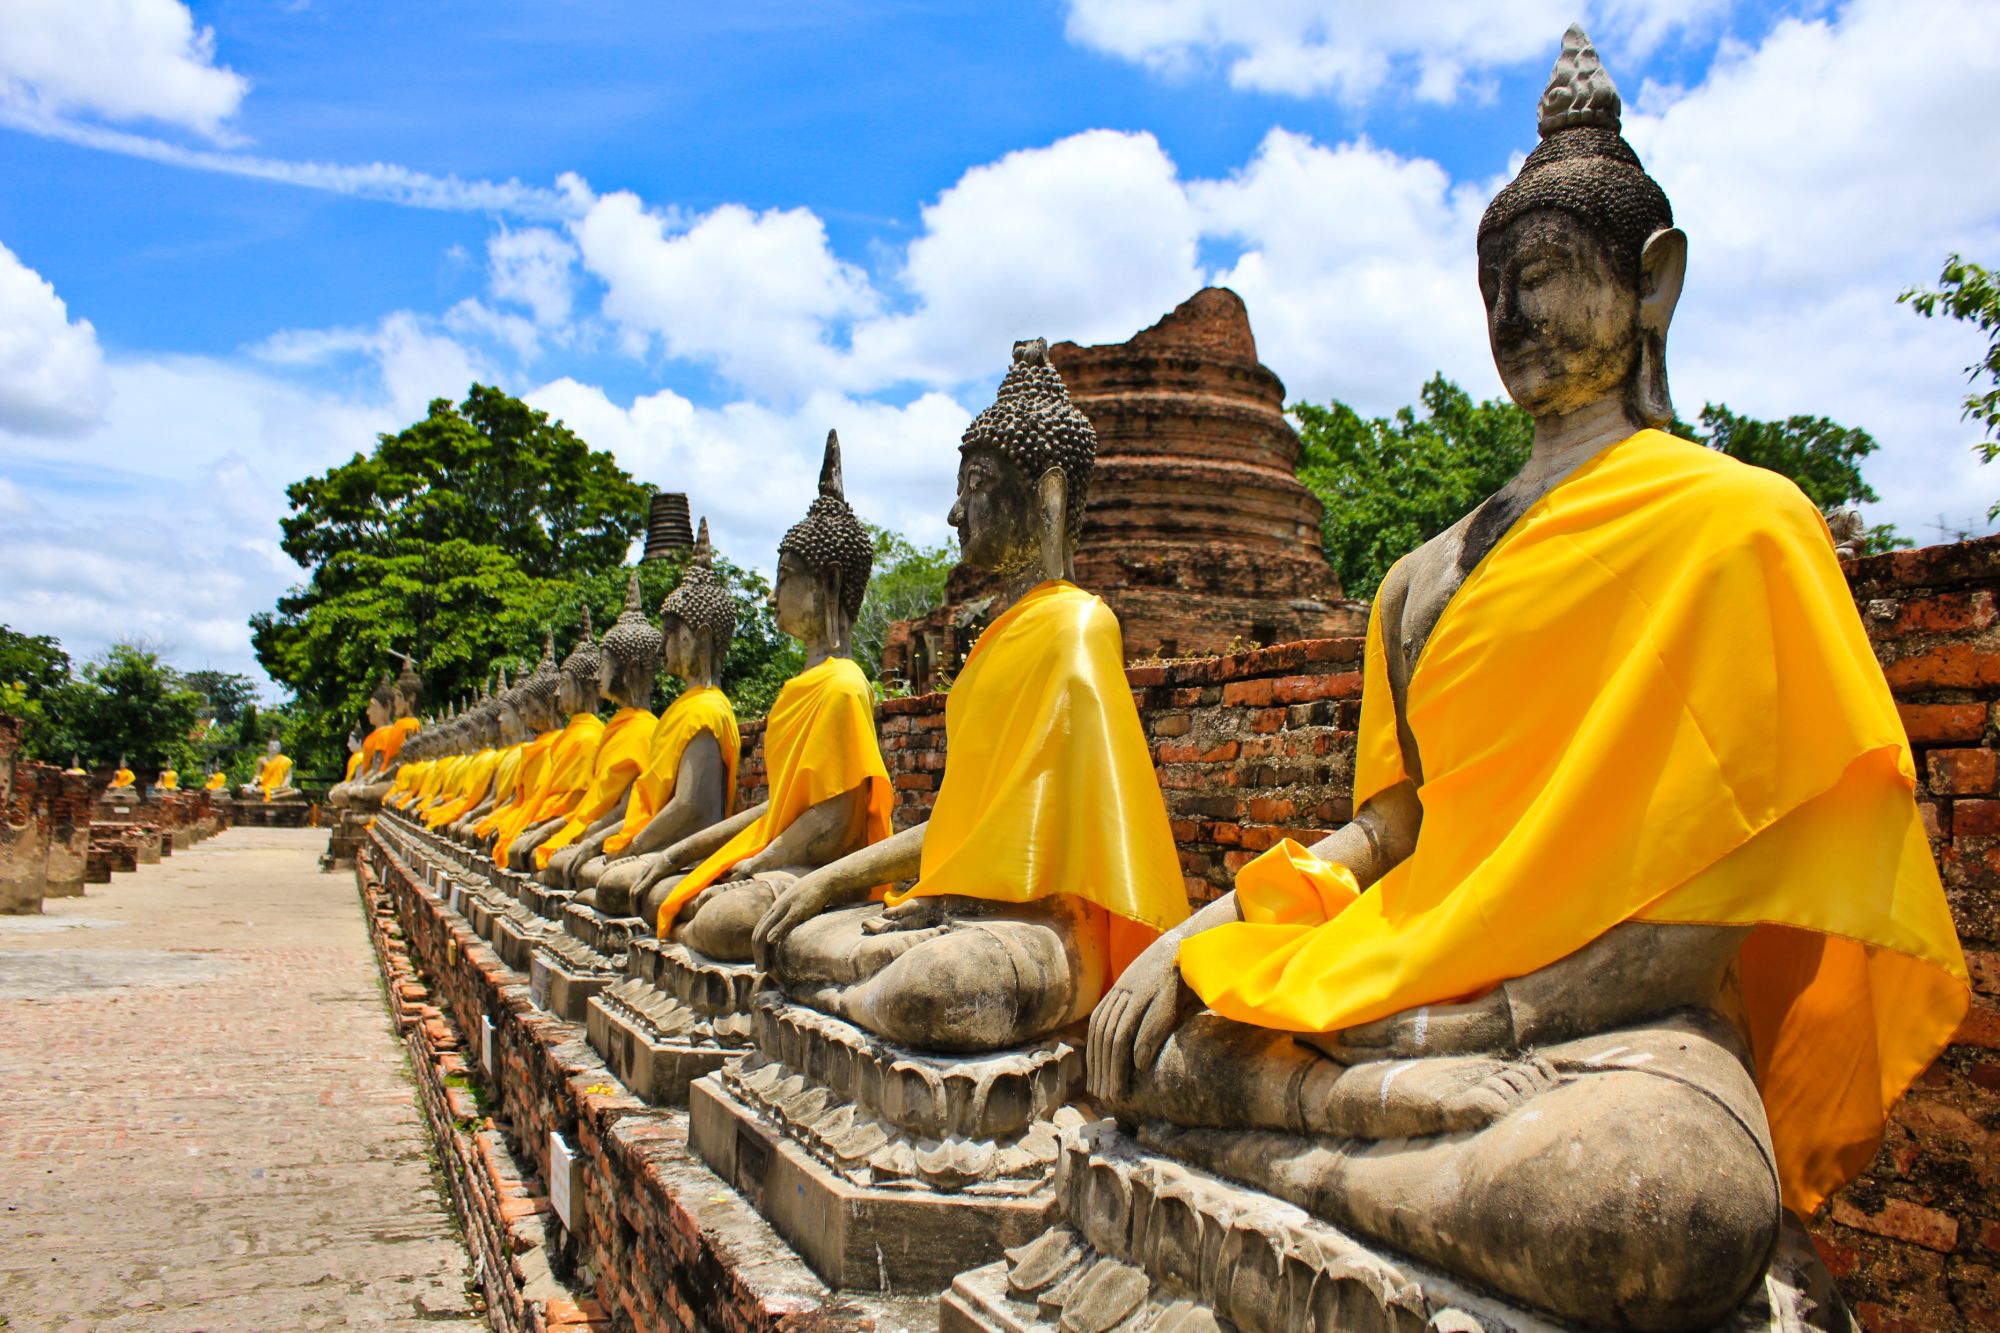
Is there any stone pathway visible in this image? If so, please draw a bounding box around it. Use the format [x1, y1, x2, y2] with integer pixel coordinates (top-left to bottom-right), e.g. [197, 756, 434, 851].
[0, 827, 481, 1332]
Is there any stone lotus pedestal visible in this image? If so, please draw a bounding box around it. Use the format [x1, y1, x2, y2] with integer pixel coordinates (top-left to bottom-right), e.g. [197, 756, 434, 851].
[944, 1122, 1854, 1333]
[585, 937, 756, 1104]
[689, 992, 1086, 1294]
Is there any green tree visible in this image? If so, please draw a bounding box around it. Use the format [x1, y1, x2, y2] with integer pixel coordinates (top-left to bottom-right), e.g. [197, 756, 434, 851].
[0, 625, 69, 699]
[34, 644, 205, 773]
[1296, 377, 1905, 601]
[253, 384, 649, 772]
[1901, 255, 2000, 517]
[854, 525, 955, 681]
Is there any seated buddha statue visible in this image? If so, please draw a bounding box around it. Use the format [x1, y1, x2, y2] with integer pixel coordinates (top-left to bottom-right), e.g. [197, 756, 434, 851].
[529, 588, 664, 875]
[472, 635, 565, 858]
[102, 758, 138, 808]
[243, 734, 298, 802]
[155, 768, 179, 792]
[204, 769, 226, 792]
[414, 690, 491, 827]
[1080, 29, 1970, 1330]
[497, 615, 614, 871]
[622, 433, 892, 961]
[335, 659, 424, 811]
[442, 673, 516, 838]
[752, 341, 1189, 1054]
[560, 523, 739, 898]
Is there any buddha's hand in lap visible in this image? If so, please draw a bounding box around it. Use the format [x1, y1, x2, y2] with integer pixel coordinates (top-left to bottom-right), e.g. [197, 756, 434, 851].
[750, 868, 845, 971]
[1300, 989, 1516, 1065]
[1087, 936, 1202, 1104]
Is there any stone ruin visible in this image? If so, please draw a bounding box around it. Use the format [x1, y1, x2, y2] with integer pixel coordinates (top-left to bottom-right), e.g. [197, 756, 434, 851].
[883, 288, 1363, 690]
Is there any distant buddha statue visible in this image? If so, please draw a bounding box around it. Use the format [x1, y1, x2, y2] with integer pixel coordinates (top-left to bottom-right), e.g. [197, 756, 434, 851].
[243, 734, 297, 803]
[204, 769, 226, 792]
[102, 757, 138, 808]
[156, 769, 179, 791]
[107, 758, 135, 790]
[497, 613, 618, 871]
[332, 659, 423, 810]
[1077, 28, 1970, 1329]
[563, 523, 739, 899]
[451, 666, 532, 842]
[431, 676, 507, 834]
[535, 571, 675, 880]
[473, 635, 565, 856]
[625, 433, 892, 958]
[752, 341, 1189, 1053]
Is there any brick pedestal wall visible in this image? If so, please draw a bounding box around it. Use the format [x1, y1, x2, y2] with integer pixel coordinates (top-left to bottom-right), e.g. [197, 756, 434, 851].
[0, 716, 96, 912]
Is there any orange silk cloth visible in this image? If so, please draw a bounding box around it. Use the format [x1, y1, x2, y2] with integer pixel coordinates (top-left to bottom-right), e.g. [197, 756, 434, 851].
[533, 708, 659, 869]
[493, 713, 605, 862]
[360, 717, 419, 777]
[604, 687, 740, 856]
[258, 755, 292, 801]
[475, 733, 556, 840]
[205, 773, 227, 791]
[109, 769, 135, 789]
[426, 749, 498, 828]
[889, 580, 1189, 976]
[158, 771, 179, 790]
[386, 760, 427, 808]
[406, 757, 455, 811]
[657, 657, 890, 935]
[1178, 430, 1969, 1215]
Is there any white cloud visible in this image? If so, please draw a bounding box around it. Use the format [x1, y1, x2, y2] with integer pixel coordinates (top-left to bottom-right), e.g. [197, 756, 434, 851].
[0, 0, 248, 139]
[1625, 0, 2000, 536]
[0, 240, 109, 436]
[849, 130, 1204, 389]
[527, 378, 972, 569]
[572, 193, 876, 400]
[1061, 0, 1729, 105]
[488, 227, 579, 327]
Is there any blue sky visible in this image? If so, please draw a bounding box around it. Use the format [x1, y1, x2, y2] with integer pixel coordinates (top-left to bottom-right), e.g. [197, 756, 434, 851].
[2, 0, 1997, 691]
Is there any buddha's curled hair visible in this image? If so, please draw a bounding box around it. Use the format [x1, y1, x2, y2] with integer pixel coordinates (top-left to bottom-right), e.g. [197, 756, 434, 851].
[960, 338, 1097, 544]
[778, 431, 873, 621]
[660, 518, 737, 659]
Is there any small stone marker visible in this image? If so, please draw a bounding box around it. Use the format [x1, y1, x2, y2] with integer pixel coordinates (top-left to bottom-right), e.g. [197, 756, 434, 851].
[480, 1014, 495, 1077]
[549, 1130, 579, 1234]
[529, 954, 551, 1012]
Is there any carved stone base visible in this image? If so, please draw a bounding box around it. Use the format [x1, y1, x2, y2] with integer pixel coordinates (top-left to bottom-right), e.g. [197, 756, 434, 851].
[529, 933, 620, 1022]
[583, 938, 758, 1104]
[562, 901, 646, 957]
[944, 1122, 1855, 1333]
[491, 907, 551, 972]
[686, 994, 1086, 1294]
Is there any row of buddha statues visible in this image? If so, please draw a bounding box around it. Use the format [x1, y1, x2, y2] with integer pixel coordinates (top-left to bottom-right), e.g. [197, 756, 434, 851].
[350, 29, 1967, 1331]
[95, 756, 248, 806]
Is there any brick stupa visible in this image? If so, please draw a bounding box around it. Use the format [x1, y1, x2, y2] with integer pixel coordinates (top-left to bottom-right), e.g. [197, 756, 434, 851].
[884, 289, 1362, 689]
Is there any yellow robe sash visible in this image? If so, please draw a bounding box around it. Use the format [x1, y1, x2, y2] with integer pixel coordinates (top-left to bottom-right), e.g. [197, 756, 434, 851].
[605, 688, 740, 856]
[1178, 430, 1969, 1216]
[386, 760, 424, 808]
[109, 769, 135, 789]
[889, 580, 1189, 976]
[344, 750, 364, 782]
[657, 657, 890, 935]
[158, 771, 179, 790]
[426, 749, 499, 828]
[494, 713, 605, 862]
[409, 757, 455, 812]
[258, 755, 292, 801]
[476, 733, 555, 840]
[534, 708, 659, 869]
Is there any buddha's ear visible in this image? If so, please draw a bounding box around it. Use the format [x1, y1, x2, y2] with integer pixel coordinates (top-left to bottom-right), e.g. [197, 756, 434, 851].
[1639, 227, 1686, 333]
[1633, 227, 1686, 430]
[824, 566, 844, 645]
[1037, 466, 1067, 582]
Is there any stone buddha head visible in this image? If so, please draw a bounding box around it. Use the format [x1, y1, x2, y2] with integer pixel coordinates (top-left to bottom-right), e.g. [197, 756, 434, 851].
[366, 672, 395, 730]
[491, 666, 530, 744]
[391, 655, 424, 721]
[1476, 25, 1685, 431]
[557, 609, 604, 716]
[659, 518, 735, 687]
[774, 430, 872, 658]
[599, 571, 664, 708]
[951, 338, 1098, 585]
[517, 630, 563, 732]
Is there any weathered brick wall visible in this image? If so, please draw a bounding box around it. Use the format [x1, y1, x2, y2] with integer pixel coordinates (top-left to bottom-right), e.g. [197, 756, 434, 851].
[723, 536, 2000, 1325]
[1810, 536, 2000, 1331]
[0, 716, 95, 912]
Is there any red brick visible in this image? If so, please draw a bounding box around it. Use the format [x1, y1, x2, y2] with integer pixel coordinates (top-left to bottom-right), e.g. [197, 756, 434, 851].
[891, 773, 933, 791]
[1813, 1234, 1861, 1279]
[1960, 800, 2000, 836]
[1885, 643, 2000, 691]
[1920, 801, 1948, 839]
[1249, 708, 1286, 734]
[1982, 1220, 2000, 1255]
[1969, 949, 2000, 997]
[1220, 679, 1275, 707]
[1900, 702, 1989, 745]
[1125, 664, 1168, 687]
[1856, 1304, 1932, 1333]
[1247, 797, 1296, 823]
[1958, 997, 2000, 1050]
[1269, 672, 1362, 705]
[1895, 591, 1997, 635]
[1831, 1197, 1960, 1253]
[1930, 748, 1999, 795]
[1151, 713, 1192, 738]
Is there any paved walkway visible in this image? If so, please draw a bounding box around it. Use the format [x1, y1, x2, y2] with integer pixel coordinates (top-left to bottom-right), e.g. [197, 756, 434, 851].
[0, 827, 480, 1332]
